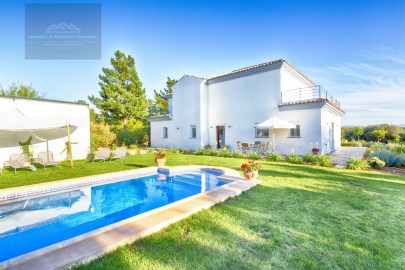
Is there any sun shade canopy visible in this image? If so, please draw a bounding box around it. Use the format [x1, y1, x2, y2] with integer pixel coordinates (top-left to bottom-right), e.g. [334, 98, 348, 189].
[256, 116, 295, 129]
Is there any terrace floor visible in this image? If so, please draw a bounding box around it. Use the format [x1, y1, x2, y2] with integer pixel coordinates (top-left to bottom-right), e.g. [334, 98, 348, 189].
[328, 147, 367, 168]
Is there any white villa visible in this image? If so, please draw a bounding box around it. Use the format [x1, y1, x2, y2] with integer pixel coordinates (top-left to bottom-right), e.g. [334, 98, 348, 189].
[148, 59, 345, 155]
[0, 96, 90, 164]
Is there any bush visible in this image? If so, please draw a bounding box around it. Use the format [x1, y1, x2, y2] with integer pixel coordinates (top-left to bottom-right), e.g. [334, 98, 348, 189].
[194, 148, 205, 155]
[387, 143, 405, 154]
[399, 154, 405, 166]
[218, 148, 232, 157]
[286, 153, 302, 164]
[346, 157, 369, 170]
[318, 155, 333, 167]
[302, 154, 319, 164]
[352, 141, 363, 147]
[206, 149, 219, 156]
[90, 123, 116, 151]
[181, 148, 191, 154]
[363, 150, 373, 159]
[247, 151, 261, 160]
[232, 150, 244, 158]
[368, 157, 385, 169]
[168, 147, 180, 154]
[362, 141, 373, 147]
[116, 130, 146, 147]
[341, 141, 353, 147]
[265, 152, 284, 162]
[371, 149, 400, 167]
[370, 142, 386, 151]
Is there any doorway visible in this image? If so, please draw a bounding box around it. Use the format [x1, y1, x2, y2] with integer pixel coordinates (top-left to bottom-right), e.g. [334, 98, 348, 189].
[216, 126, 225, 149]
[330, 122, 335, 151]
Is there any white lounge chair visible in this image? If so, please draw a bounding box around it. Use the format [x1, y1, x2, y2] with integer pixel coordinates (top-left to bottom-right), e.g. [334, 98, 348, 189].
[37, 151, 59, 169]
[110, 147, 127, 162]
[8, 154, 32, 173]
[93, 148, 111, 162]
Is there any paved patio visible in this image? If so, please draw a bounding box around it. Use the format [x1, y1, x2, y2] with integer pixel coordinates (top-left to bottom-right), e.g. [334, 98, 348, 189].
[328, 147, 367, 168]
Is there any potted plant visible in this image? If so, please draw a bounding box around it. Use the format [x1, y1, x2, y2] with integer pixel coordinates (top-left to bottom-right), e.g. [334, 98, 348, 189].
[241, 160, 261, 180]
[154, 151, 166, 168]
[311, 147, 320, 155]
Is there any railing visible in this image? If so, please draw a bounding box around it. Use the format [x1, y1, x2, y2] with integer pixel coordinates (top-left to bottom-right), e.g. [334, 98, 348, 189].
[280, 85, 341, 108]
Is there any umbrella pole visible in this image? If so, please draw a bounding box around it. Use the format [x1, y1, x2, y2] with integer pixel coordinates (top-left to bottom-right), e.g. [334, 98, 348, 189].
[272, 128, 275, 152]
[67, 123, 74, 168]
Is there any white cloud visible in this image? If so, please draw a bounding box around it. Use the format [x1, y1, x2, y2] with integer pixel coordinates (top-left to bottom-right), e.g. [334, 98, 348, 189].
[302, 49, 405, 126]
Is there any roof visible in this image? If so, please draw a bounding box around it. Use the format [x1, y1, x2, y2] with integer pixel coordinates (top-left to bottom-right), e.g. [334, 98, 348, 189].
[178, 59, 316, 86]
[279, 98, 345, 114]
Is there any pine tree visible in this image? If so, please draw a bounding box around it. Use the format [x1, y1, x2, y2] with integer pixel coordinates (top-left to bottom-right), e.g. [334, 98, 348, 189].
[88, 50, 148, 130]
[149, 77, 177, 116]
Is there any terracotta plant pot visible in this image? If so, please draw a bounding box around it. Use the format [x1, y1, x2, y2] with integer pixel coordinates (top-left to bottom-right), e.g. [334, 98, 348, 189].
[312, 150, 319, 155]
[155, 158, 166, 168]
[244, 171, 258, 180]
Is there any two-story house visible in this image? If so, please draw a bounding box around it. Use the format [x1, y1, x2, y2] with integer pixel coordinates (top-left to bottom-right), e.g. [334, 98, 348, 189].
[148, 59, 345, 155]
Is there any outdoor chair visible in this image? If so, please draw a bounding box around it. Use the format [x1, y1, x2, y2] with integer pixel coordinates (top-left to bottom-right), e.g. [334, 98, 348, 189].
[236, 141, 244, 151]
[258, 142, 270, 154]
[251, 141, 262, 152]
[8, 154, 32, 173]
[93, 148, 111, 162]
[37, 151, 59, 169]
[241, 143, 251, 153]
[110, 147, 127, 162]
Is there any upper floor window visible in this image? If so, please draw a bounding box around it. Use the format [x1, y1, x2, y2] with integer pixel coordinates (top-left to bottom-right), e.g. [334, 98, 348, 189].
[191, 125, 197, 139]
[289, 125, 301, 137]
[256, 128, 269, 138]
[163, 127, 168, 138]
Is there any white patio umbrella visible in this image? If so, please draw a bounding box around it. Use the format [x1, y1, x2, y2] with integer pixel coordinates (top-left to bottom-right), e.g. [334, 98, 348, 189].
[256, 116, 295, 152]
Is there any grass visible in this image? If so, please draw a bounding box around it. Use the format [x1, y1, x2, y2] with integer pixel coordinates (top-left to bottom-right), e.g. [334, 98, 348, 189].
[2, 153, 405, 269]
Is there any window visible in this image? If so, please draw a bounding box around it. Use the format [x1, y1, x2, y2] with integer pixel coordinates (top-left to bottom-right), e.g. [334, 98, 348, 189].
[191, 125, 197, 139]
[256, 128, 269, 138]
[163, 127, 168, 138]
[289, 125, 301, 137]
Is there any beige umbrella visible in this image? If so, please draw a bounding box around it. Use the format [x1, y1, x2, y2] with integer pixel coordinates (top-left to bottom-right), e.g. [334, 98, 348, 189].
[257, 116, 295, 152]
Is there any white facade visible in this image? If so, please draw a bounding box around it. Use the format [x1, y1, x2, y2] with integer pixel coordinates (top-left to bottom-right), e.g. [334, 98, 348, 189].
[149, 59, 344, 155]
[0, 97, 90, 164]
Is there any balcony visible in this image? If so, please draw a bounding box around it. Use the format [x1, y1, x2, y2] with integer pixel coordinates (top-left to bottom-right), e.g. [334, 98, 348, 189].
[280, 85, 341, 108]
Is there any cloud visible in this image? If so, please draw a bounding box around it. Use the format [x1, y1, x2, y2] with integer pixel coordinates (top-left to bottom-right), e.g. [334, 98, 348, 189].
[303, 49, 405, 126]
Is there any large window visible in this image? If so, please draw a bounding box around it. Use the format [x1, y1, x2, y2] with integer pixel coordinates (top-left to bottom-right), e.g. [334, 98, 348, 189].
[256, 128, 269, 138]
[191, 125, 197, 139]
[289, 125, 301, 137]
[163, 127, 168, 138]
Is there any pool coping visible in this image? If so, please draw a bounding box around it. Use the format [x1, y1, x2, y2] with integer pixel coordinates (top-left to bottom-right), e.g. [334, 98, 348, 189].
[0, 165, 260, 270]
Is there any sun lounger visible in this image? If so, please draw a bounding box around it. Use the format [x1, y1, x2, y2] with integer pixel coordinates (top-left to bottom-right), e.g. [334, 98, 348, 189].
[110, 147, 127, 161]
[93, 148, 111, 162]
[8, 154, 32, 173]
[37, 151, 59, 169]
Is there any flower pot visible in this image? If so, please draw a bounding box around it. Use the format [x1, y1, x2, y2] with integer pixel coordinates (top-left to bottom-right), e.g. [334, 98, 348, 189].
[244, 171, 258, 180]
[312, 150, 319, 155]
[155, 158, 166, 168]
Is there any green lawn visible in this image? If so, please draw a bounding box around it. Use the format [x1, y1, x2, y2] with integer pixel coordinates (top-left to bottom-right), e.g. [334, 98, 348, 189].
[2, 153, 405, 269]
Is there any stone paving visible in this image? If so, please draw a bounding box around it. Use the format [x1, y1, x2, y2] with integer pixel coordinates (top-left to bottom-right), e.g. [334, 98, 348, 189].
[328, 147, 367, 168]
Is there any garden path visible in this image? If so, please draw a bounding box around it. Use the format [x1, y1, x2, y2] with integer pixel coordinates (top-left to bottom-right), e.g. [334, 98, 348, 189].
[328, 147, 367, 168]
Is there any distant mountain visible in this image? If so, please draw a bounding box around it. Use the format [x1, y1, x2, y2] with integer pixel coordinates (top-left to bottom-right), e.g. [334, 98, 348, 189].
[399, 124, 405, 128]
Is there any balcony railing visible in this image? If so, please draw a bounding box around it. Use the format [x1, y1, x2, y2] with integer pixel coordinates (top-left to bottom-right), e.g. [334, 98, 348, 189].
[280, 85, 341, 108]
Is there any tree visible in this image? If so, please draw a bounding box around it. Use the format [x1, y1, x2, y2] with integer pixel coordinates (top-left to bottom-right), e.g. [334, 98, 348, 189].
[353, 126, 364, 140]
[372, 129, 387, 142]
[149, 77, 177, 116]
[88, 50, 148, 130]
[1, 81, 44, 98]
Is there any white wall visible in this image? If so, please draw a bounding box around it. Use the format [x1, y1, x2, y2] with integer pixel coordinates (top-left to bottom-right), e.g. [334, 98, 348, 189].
[321, 104, 343, 154]
[0, 98, 90, 165]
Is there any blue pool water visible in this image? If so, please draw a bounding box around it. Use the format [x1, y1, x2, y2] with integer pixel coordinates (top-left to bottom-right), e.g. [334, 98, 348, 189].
[0, 170, 226, 262]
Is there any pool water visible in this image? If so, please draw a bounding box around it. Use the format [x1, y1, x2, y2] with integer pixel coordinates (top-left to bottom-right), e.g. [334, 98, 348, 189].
[0, 170, 226, 262]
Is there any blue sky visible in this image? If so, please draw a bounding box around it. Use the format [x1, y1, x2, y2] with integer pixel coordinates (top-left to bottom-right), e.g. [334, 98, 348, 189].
[0, 0, 404, 126]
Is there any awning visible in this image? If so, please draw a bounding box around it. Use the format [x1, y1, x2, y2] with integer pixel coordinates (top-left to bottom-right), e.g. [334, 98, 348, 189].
[257, 116, 295, 129]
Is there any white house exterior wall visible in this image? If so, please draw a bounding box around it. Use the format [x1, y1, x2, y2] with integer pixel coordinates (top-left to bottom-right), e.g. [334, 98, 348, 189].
[321, 105, 342, 154]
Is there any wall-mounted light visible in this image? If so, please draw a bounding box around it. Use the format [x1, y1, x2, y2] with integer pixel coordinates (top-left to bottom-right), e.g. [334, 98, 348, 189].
[227, 125, 231, 128]
[210, 126, 213, 128]
[176, 127, 180, 130]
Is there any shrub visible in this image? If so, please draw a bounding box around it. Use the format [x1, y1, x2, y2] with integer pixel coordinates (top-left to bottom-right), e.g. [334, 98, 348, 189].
[286, 153, 302, 164]
[371, 149, 400, 167]
[362, 141, 373, 147]
[181, 148, 191, 154]
[90, 123, 116, 151]
[232, 150, 244, 158]
[194, 148, 205, 155]
[363, 150, 373, 159]
[368, 157, 385, 169]
[168, 147, 180, 154]
[387, 143, 405, 154]
[247, 151, 261, 160]
[219, 148, 232, 157]
[370, 142, 386, 151]
[352, 141, 363, 147]
[399, 154, 405, 166]
[346, 157, 369, 170]
[206, 149, 219, 156]
[302, 154, 319, 165]
[341, 141, 353, 147]
[265, 152, 284, 162]
[318, 155, 333, 167]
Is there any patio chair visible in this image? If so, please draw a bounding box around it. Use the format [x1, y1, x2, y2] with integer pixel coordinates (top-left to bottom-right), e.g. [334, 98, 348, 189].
[110, 147, 127, 162]
[251, 141, 262, 152]
[93, 148, 111, 162]
[241, 143, 251, 153]
[236, 141, 244, 151]
[258, 142, 270, 154]
[37, 151, 59, 169]
[8, 154, 32, 173]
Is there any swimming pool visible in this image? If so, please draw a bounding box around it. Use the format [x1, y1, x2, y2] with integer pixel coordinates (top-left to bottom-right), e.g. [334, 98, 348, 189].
[0, 169, 227, 263]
